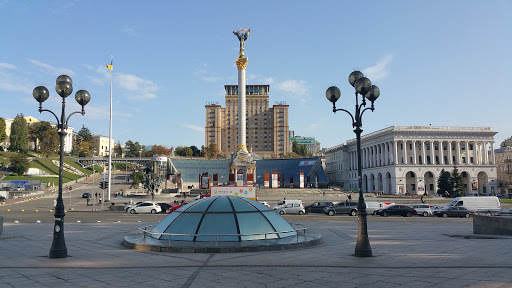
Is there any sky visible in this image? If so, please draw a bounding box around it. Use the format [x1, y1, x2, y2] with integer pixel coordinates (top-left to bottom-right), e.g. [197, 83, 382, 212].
[1, 0, 511, 151]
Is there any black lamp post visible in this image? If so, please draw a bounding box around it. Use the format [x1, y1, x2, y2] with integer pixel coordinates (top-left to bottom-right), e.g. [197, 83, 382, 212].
[33, 75, 91, 259]
[326, 71, 380, 257]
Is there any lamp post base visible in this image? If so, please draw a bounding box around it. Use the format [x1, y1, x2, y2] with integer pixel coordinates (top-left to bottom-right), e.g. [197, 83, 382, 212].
[49, 219, 67, 259]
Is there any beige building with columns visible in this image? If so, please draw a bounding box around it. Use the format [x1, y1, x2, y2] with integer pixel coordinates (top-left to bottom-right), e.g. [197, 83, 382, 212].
[324, 126, 498, 195]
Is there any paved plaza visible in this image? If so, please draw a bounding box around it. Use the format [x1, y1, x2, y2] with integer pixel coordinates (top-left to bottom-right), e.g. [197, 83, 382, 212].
[1, 217, 511, 288]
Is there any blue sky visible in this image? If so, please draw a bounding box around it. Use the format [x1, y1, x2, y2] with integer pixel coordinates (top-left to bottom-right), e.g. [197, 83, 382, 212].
[1, 0, 511, 150]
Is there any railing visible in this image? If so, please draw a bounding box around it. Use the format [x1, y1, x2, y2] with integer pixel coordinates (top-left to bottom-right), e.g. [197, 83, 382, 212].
[137, 223, 307, 248]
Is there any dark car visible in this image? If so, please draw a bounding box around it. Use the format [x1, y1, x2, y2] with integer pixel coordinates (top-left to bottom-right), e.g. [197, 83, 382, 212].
[376, 205, 416, 217]
[304, 201, 334, 214]
[82, 192, 91, 198]
[158, 203, 172, 212]
[434, 206, 474, 218]
[0, 195, 6, 202]
[323, 202, 358, 216]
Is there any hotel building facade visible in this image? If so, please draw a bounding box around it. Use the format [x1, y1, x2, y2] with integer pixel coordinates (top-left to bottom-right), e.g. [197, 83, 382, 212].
[205, 85, 290, 158]
[324, 126, 498, 196]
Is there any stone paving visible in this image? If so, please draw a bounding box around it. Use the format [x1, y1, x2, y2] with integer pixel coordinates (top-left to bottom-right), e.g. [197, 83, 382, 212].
[1, 218, 512, 288]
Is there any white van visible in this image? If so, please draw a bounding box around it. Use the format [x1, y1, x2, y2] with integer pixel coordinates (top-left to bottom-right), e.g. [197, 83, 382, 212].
[272, 199, 303, 210]
[448, 196, 501, 213]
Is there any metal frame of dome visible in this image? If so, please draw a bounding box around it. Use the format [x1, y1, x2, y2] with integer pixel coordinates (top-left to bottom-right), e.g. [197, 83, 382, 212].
[151, 196, 296, 242]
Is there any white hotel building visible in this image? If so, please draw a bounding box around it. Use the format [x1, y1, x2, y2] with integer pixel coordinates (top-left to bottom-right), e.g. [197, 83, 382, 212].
[324, 126, 498, 196]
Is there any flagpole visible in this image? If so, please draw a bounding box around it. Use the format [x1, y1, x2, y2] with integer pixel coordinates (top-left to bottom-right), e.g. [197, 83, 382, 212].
[107, 56, 113, 202]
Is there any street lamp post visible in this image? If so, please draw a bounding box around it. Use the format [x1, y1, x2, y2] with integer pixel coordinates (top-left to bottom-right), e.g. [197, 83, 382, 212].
[326, 71, 380, 258]
[33, 75, 90, 259]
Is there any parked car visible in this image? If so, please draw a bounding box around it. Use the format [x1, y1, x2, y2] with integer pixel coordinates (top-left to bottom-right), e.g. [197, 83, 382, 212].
[166, 203, 185, 213]
[259, 201, 271, 208]
[434, 206, 474, 218]
[276, 203, 305, 215]
[408, 204, 433, 217]
[127, 202, 162, 214]
[157, 203, 172, 212]
[304, 201, 334, 214]
[82, 192, 91, 198]
[376, 205, 416, 217]
[194, 194, 211, 200]
[272, 199, 303, 210]
[124, 201, 149, 212]
[0, 195, 6, 202]
[323, 202, 358, 216]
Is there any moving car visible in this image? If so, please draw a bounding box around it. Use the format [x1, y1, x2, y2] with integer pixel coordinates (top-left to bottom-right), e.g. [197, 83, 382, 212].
[376, 205, 416, 217]
[276, 203, 305, 215]
[127, 202, 162, 214]
[304, 201, 334, 214]
[408, 204, 433, 216]
[82, 192, 91, 198]
[124, 201, 150, 212]
[323, 202, 358, 216]
[434, 206, 474, 218]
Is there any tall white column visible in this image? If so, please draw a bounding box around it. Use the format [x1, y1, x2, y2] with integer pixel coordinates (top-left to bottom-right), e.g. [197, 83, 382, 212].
[238, 68, 246, 150]
[393, 140, 398, 165]
[448, 141, 453, 165]
[439, 141, 444, 165]
[475, 142, 480, 165]
[491, 142, 495, 164]
[403, 141, 408, 165]
[465, 141, 469, 165]
[456, 141, 461, 165]
[430, 141, 435, 165]
[412, 141, 417, 165]
[421, 141, 426, 165]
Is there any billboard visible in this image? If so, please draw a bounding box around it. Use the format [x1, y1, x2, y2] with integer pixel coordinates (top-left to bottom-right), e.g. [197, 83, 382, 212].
[210, 186, 257, 200]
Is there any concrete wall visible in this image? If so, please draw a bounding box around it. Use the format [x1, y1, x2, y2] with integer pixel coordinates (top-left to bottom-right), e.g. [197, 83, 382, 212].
[473, 215, 512, 236]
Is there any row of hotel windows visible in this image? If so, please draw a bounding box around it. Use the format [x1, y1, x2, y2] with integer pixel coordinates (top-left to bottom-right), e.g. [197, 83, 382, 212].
[226, 87, 268, 95]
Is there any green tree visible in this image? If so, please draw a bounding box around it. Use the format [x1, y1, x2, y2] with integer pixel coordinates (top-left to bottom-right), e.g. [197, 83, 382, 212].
[114, 142, 123, 156]
[292, 141, 312, 157]
[40, 127, 59, 158]
[76, 125, 93, 144]
[8, 114, 29, 153]
[125, 140, 143, 157]
[204, 143, 218, 159]
[131, 171, 144, 186]
[437, 169, 451, 197]
[175, 146, 193, 157]
[190, 145, 201, 157]
[78, 141, 91, 157]
[10, 153, 30, 176]
[0, 117, 7, 150]
[450, 166, 465, 197]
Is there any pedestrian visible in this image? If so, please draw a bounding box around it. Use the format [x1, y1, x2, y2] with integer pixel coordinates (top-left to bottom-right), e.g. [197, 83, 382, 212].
[86, 197, 90, 206]
[323, 191, 326, 199]
[348, 194, 352, 202]
[99, 195, 102, 204]
[95, 192, 98, 200]
[151, 192, 154, 201]
[420, 195, 425, 204]
[53, 199, 57, 208]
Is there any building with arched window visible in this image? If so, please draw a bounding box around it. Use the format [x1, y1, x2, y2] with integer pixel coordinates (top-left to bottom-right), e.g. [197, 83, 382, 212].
[324, 126, 498, 196]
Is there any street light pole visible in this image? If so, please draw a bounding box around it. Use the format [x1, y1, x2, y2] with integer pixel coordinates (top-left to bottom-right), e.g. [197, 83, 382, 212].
[33, 75, 91, 259]
[326, 71, 380, 257]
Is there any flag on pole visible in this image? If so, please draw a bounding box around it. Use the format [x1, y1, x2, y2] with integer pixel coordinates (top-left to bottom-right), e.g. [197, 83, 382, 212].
[106, 59, 113, 71]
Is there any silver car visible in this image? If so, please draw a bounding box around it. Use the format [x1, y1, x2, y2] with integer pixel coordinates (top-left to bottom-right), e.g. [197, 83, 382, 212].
[276, 203, 305, 215]
[128, 202, 162, 214]
[408, 204, 433, 217]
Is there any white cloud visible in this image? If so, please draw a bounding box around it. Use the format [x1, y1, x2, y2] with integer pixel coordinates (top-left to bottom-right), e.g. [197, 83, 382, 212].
[122, 25, 141, 37]
[275, 79, 310, 102]
[0, 63, 16, 70]
[28, 59, 74, 76]
[180, 123, 204, 133]
[363, 54, 393, 82]
[117, 73, 158, 100]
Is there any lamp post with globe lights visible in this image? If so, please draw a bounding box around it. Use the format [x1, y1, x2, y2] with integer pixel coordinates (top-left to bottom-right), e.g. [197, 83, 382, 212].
[325, 71, 380, 257]
[33, 75, 91, 259]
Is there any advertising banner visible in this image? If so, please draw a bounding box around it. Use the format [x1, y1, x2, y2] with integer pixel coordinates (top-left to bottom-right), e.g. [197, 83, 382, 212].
[210, 186, 256, 200]
[299, 172, 304, 188]
[271, 172, 278, 188]
[264, 173, 269, 188]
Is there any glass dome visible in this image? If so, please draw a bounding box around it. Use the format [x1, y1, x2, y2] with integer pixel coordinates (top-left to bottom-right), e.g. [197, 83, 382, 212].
[151, 196, 297, 241]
